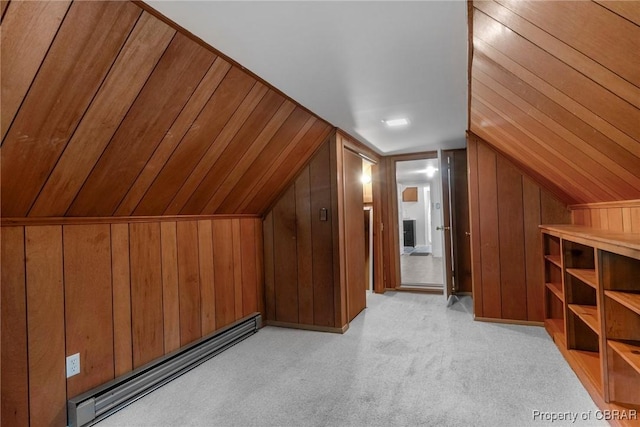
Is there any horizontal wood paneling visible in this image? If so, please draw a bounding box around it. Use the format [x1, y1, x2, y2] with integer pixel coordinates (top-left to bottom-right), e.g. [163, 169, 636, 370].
[1, 216, 263, 425]
[1, 0, 333, 218]
[468, 133, 571, 321]
[470, 0, 640, 205]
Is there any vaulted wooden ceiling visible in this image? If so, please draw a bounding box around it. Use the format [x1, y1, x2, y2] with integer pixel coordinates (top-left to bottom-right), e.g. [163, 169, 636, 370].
[1, 0, 332, 218]
[470, 0, 640, 205]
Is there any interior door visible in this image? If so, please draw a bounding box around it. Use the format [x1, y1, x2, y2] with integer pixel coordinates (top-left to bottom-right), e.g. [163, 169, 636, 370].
[440, 153, 455, 300]
[441, 149, 472, 301]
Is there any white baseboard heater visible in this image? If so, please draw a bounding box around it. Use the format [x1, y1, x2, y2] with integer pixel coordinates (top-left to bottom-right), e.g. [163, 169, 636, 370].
[68, 313, 261, 427]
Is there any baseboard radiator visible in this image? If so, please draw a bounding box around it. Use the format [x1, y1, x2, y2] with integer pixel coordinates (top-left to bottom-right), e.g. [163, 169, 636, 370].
[68, 313, 262, 427]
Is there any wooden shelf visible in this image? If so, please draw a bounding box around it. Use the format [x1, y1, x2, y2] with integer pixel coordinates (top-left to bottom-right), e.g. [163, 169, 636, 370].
[568, 304, 600, 335]
[568, 349, 602, 394]
[605, 291, 640, 316]
[545, 282, 564, 302]
[608, 340, 640, 376]
[544, 255, 562, 268]
[566, 268, 597, 289]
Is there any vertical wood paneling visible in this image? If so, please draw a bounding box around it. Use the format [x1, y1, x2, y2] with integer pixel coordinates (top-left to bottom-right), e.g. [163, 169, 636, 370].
[497, 157, 527, 320]
[1, 1, 141, 217]
[469, 135, 571, 321]
[263, 213, 276, 321]
[25, 226, 66, 427]
[160, 222, 180, 353]
[198, 220, 216, 335]
[111, 223, 132, 376]
[130, 222, 164, 367]
[232, 219, 244, 320]
[240, 220, 258, 316]
[467, 137, 484, 318]
[30, 13, 176, 217]
[63, 225, 114, 398]
[0, 0, 71, 141]
[477, 142, 502, 318]
[522, 178, 543, 322]
[213, 220, 236, 328]
[1, 227, 29, 427]
[177, 221, 201, 346]
[295, 168, 314, 325]
[273, 186, 299, 323]
[255, 218, 266, 318]
[68, 33, 216, 216]
[2, 216, 263, 426]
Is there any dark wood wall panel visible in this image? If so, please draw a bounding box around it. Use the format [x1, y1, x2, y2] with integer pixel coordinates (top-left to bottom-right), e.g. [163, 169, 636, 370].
[470, 0, 640, 205]
[213, 220, 236, 328]
[263, 138, 342, 329]
[468, 134, 571, 322]
[273, 186, 300, 323]
[1, 216, 263, 426]
[63, 225, 114, 398]
[1, 0, 71, 141]
[177, 221, 202, 346]
[1, 0, 333, 218]
[25, 226, 66, 427]
[111, 223, 133, 377]
[1, 227, 29, 427]
[130, 222, 164, 368]
[1, 1, 141, 217]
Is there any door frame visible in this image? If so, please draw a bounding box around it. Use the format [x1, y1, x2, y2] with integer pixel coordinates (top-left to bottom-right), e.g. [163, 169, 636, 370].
[386, 151, 442, 290]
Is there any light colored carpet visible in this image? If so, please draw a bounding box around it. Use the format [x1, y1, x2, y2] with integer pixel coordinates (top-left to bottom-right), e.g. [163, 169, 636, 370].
[400, 254, 443, 285]
[97, 293, 605, 427]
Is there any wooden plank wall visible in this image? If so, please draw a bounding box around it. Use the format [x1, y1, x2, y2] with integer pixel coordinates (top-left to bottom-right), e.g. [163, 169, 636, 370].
[263, 138, 343, 330]
[0, 0, 332, 218]
[467, 133, 571, 322]
[571, 201, 640, 232]
[0, 216, 263, 427]
[470, 0, 640, 205]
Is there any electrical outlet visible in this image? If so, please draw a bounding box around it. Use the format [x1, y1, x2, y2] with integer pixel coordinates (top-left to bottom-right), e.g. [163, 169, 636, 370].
[66, 353, 80, 378]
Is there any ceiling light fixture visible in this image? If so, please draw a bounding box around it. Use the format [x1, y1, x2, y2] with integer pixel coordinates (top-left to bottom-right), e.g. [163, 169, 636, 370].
[425, 166, 438, 178]
[361, 173, 372, 184]
[383, 118, 409, 127]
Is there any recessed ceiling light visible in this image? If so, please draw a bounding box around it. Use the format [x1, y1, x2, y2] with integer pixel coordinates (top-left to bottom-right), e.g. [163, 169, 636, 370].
[383, 118, 409, 127]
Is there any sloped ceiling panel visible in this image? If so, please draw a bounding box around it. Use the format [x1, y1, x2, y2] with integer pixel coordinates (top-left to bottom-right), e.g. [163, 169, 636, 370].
[470, 0, 640, 205]
[0, 0, 332, 218]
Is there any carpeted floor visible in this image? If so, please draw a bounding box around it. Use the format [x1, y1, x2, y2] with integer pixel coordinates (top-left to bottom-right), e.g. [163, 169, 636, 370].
[97, 293, 605, 427]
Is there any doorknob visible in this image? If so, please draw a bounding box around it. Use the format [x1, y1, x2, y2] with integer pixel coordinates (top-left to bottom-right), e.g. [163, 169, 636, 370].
[436, 226, 450, 231]
[465, 231, 471, 237]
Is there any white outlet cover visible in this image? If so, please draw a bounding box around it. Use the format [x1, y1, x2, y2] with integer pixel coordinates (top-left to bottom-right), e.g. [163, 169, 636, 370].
[66, 353, 80, 378]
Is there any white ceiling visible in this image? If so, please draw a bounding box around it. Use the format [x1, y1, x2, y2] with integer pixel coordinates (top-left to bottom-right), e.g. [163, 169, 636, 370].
[395, 158, 439, 184]
[147, 1, 469, 155]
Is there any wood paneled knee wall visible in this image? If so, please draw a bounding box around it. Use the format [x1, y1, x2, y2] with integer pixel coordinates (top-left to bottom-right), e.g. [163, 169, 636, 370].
[1, 216, 264, 427]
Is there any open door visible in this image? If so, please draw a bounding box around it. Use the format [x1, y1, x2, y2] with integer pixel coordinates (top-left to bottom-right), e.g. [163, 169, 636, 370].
[441, 149, 472, 304]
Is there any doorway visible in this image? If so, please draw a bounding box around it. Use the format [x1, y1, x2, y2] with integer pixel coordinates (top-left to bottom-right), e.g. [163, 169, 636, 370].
[395, 157, 444, 290]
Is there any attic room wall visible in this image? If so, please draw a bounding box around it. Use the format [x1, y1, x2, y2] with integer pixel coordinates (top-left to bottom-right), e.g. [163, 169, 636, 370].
[0, 0, 333, 218]
[1, 216, 263, 427]
[469, 0, 640, 206]
[467, 133, 571, 322]
[571, 201, 640, 232]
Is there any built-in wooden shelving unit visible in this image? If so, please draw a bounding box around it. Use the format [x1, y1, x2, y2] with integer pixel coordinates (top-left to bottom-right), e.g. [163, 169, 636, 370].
[540, 225, 640, 427]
